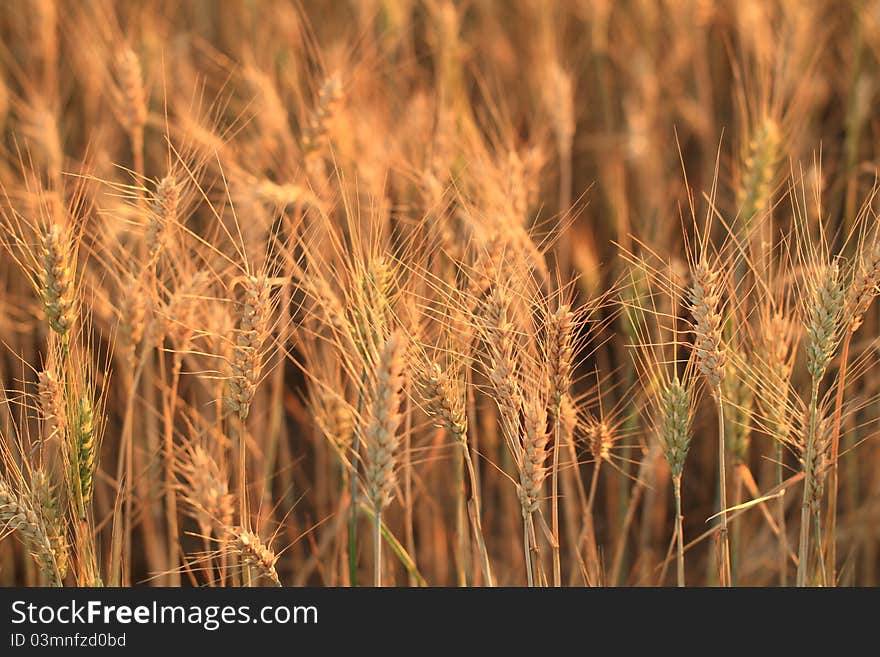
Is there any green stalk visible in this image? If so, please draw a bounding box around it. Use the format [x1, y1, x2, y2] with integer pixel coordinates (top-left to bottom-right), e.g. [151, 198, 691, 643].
[454, 442, 467, 586]
[551, 406, 561, 587]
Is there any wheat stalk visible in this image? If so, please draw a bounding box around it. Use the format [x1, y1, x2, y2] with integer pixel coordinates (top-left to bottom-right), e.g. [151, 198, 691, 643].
[230, 527, 281, 586]
[302, 73, 342, 159]
[37, 368, 65, 442]
[40, 224, 75, 338]
[72, 393, 97, 517]
[117, 47, 147, 136]
[179, 445, 234, 536]
[31, 470, 68, 582]
[116, 46, 147, 178]
[690, 260, 726, 389]
[417, 357, 494, 585]
[737, 118, 780, 229]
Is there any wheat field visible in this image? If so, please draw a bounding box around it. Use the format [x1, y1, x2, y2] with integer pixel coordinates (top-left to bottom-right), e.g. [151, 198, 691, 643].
[1, 0, 879, 588]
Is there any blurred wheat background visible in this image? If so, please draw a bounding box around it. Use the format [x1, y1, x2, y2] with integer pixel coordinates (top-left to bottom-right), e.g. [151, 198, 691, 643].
[1, 0, 880, 587]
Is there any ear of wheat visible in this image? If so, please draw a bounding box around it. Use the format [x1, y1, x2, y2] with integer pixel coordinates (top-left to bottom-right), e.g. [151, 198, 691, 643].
[40, 224, 75, 338]
[798, 260, 844, 585]
[518, 394, 549, 516]
[119, 278, 147, 358]
[349, 255, 396, 362]
[660, 374, 693, 477]
[146, 174, 180, 266]
[690, 260, 725, 390]
[546, 303, 574, 410]
[417, 360, 467, 440]
[230, 527, 281, 586]
[179, 445, 234, 535]
[737, 117, 780, 226]
[302, 73, 342, 158]
[0, 478, 61, 586]
[116, 46, 147, 137]
[72, 393, 97, 515]
[847, 240, 880, 333]
[803, 411, 832, 515]
[805, 261, 844, 380]
[760, 312, 797, 444]
[31, 470, 69, 580]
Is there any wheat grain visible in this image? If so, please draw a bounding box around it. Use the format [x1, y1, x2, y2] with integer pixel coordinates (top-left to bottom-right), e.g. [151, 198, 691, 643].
[737, 117, 780, 226]
[660, 375, 693, 478]
[417, 360, 467, 439]
[518, 395, 549, 515]
[585, 415, 613, 465]
[363, 331, 407, 512]
[230, 527, 281, 586]
[227, 275, 272, 421]
[40, 224, 75, 337]
[37, 368, 65, 441]
[0, 478, 61, 585]
[73, 393, 97, 513]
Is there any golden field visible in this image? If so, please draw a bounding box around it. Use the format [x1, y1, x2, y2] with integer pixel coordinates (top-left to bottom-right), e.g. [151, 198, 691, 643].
[0, 0, 879, 587]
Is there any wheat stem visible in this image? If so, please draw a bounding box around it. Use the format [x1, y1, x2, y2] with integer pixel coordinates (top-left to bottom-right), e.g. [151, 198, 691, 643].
[374, 508, 382, 586]
[715, 394, 731, 586]
[349, 368, 366, 586]
[523, 511, 534, 587]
